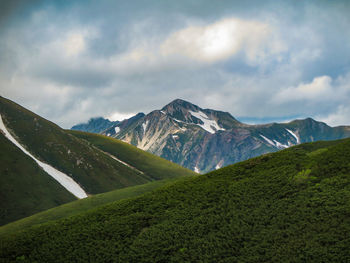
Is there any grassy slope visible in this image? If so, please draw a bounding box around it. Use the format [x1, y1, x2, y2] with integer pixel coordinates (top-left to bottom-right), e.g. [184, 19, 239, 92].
[1, 139, 350, 262]
[0, 134, 75, 226]
[0, 96, 194, 226]
[68, 130, 196, 180]
[0, 96, 152, 194]
[0, 177, 185, 236]
[0, 131, 194, 233]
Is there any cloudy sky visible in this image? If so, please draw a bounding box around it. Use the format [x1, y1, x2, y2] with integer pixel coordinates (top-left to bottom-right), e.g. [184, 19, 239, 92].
[1, 0, 350, 128]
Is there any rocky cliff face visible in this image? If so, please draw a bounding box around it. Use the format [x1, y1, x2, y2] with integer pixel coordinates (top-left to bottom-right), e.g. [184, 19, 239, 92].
[73, 99, 350, 173]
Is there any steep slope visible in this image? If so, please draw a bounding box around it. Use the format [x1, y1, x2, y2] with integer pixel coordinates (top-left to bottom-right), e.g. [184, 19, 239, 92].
[0, 115, 87, 199]
[82, 99, 350, 173]
[1, 138, 349, 262]
[0, 133, 75, 226]
[0, 96, 150, 195]
[0, 96, 193, 225]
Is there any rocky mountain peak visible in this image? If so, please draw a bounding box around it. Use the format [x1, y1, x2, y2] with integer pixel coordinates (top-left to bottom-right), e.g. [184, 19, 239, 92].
[163, 98, 197, 108]
[70, 99, 350, 174]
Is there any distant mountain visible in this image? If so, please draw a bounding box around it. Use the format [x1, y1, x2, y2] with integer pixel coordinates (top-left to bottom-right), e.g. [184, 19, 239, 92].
[71, 117, 118, 134]
[0, 96, 193, 225]
[103, 112, 145, 137]
[72, 99, 350, 173]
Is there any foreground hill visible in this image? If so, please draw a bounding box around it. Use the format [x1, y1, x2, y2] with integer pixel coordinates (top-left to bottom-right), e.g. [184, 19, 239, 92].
[1, 138, 349, 262]
[73, 99, 350, 173]
[0, 96, 194, 225]
[0, 177, 184, 237]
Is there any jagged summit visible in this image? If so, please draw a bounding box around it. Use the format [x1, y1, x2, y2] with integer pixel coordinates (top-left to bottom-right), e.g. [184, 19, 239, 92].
[160, 99, 240, 129]
[161, 99, 200, 116]
[163, 98, 196, 108]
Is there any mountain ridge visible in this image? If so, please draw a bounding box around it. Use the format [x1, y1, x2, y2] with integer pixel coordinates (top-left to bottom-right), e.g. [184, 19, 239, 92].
[72, 99, 350, 173]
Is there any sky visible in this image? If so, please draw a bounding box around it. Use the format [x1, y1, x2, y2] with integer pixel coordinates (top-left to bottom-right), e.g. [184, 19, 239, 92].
[1, 0, 350, 128]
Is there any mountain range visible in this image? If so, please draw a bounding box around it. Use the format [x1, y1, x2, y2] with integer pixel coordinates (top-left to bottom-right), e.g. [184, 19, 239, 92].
[72, 99, 350, 173]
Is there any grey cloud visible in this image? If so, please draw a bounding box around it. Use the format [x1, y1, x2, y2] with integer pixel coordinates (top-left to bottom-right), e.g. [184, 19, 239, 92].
[0, 0, 350, 128]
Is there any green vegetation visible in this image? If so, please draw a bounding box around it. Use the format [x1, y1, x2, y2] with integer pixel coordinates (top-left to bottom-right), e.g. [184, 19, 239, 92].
[1, 138, 350, 262]
[0, 178, 183, 236]
[293, 169, 313, 183]
[0, 96, 150, 195]
[0, 134, 75, 226]
[307, 147, 328, 157]
[68, 130, 195, 180]
[0, 96, 194, 226]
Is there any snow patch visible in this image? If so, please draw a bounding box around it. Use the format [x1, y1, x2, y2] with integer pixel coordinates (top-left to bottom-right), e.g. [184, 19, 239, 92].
[114, 127, 120, 134]
[107, 133, 111, 137]
[172, 135, 179, 139]
[189, 110, 225, 134]
[273, 140, 289, 149]
[160, 110, 166, 114]
[101, 151, 144, 175]
[173, 118, 184, 123]
[142, 120, 149, 135]
[194, 166, 200, 173]
[260, 134, 275, 147]
[215, 163, 222, 170]
[286, 129, 300, 144]
[260, 134, 289, 149]
[0, 114, 87, 199]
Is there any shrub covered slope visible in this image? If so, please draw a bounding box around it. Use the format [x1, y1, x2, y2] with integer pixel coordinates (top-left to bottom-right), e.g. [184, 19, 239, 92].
[0, 177, 184, 237]
[1, 139, 350, 262]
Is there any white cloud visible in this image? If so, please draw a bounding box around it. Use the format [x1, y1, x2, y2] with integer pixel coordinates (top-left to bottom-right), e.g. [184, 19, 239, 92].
[51, 28, 98, 58]
[63, 32, 86, 57]
[160, 17, 284, 64]
[272, 76, 333, 103]
[104, 17, 286, 72]
[319, 105, 350, 127]
[107, 112, 137, 122]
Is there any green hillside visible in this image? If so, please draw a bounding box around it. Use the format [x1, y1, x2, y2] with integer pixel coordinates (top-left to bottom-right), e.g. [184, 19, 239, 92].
[69, 130, 196, 180]
[0, 96, 194, 226]
[1, 138, 349, 262]
[0, 96, 149, 195]
[0, 134, 75, 226]
[0, 177, 185, 237]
